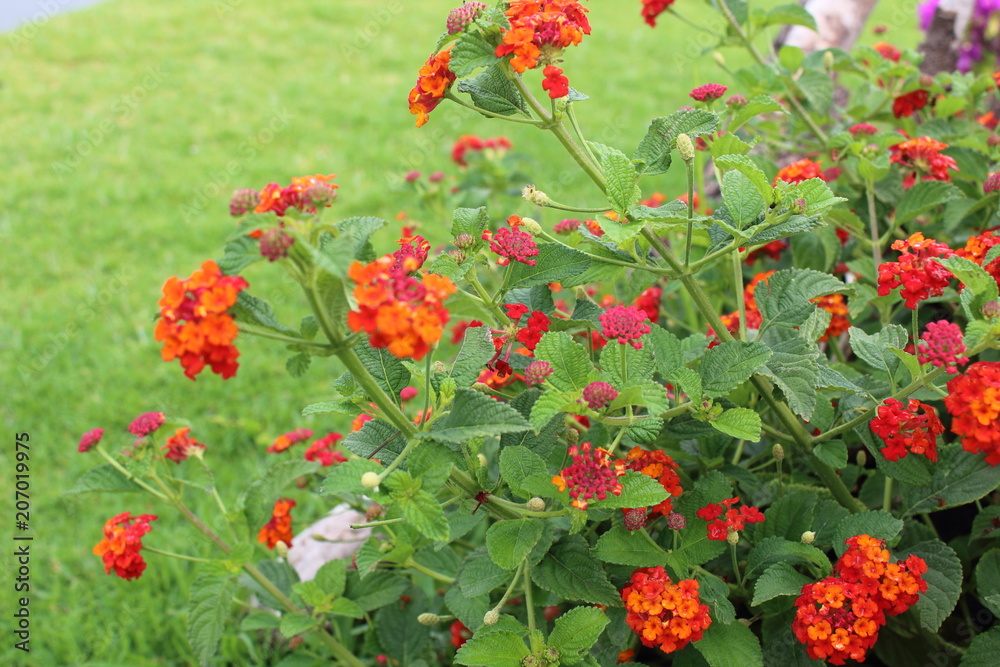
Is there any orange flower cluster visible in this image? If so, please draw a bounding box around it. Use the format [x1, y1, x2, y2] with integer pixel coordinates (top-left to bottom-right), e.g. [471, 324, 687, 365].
[793, 535, 927, 664]
[551, 442, 625, 510]
[408, 48, 455, 127]
[156, 260, 249, 380]
[621, 566, 712, 655]
[813, 293, 850, 341]
[877, 232, 954, 309]
[889, 136, 958, 189]
[162, 427, 206, 464]
[255, 174, 338, 217]
[347, 245, 456, 361]
[93, 512, 158, 581]
[774, 158, 824, 185]
[958, 230, 1000, 289]
[258, 498, 296, 549]
[869, 398, 943, 462]
[622, 447, 682, 517]
[267, 428, 314, 454]
[495, 1, 590, 92]
[945, 362, 1000, 465]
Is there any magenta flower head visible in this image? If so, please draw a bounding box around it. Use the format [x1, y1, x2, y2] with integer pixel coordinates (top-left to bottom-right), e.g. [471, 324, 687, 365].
[582, 381, 619, 410]
[128, 412, 165, 437]
[690, 83, 727, 102]
[985, 173, 1000, 194]
[259, 227, 295, 262]
[524, 360, 554, 386]
[78, 428, 104, 453]
[446, 1, 486, 34]
[848, 123, 879, 137]
[553, 219, 581, 235]
[918, 320, 968, 374]
[600, 305, 651, 349]
[490, 226, 539, 266]
[229, 188, 260, 217]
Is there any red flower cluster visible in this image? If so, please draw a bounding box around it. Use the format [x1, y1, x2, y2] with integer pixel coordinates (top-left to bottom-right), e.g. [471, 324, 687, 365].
[876, 232, 954, 309]
[255, 174, 338, 217]
[551, 442, 625, 510]
[689, 83, 727, 102]
[305, 433, 347, 467]
[541, 65, 570, 98]
[495, 0, 591, 73]
[621, 566, 712, 654]
[451, 135, 512, 167]
[889, 136, 958, 188]
[258, 498, 296, 549]
[93, 512, 157, 581]
[849, 123, 879, 137]
[873, 42, 901, 62]
[156, 260, 249, 380]
[813, 293, 851, 341]
[945, 362, 1000, 465]
[696, 497, 764, 540]
[408, 48, 456, 127]
[622, 446, 682, 517]
[641, 0, 675, 27]
[78, 428, 104, 453]
[506, 304, 551, 352]
[795, 535, 927, 664]
[347, 245, 456, 361]
[918, 320, 968, 373]
[162, 427, 206, 463]
[268, 428, 314, 454]
[128, 412, 165, 437]
[600, 304, 651, 349]
[488, 216, 540, 266]
[553, 218, 581, 234]
[634, 285, 662, 324]
[774, 158, 824, 185]
[581, 381, 618, 410]
[450, 620, 472, 649]
[892, 89, 929, 118]
[869, 398, 944, 462]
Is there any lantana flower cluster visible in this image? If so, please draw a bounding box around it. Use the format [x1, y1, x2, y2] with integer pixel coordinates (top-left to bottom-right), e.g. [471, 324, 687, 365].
[408, 47, 456, 127]
[93, 512, 158, 581]
[621, 566, 712, 655]
[876, 232, 954, 309]
[696, 497, 765, 541]
[869, 398, 944, 462]
[254, 174, 338, 217]
[945, 361, 1000, 465]
[258, 498, 296, 549]
[889, 136, 959, 188]
[551, 442, 625, 510]
[622, 446, 682, 519]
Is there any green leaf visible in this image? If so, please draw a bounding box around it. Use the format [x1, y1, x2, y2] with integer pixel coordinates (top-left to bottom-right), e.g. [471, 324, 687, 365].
[729, 94, 785, 133]
[337, 216, 387, 261]
[830, 511, 903, 555]
[408, 445, 458, 495]
[857, 154, 890, 182]
[453, 207, 490, 239]
[710, 132, 756, 158]
[634, 109, 719, 175]
[450, 325, 496, 387]
[535, 331, 597, 393]
[188, 563, 236, 667]
[506, 243, 590, 290]
[745, 536, 831, 580]
[450, 31, 499, 76]
[600, 339, 654, 389]
[797, 70, 833, 114]
[314, 559, 346, 598]
[230, 291, 298, 335]
[499, 446, 549, 499]
[321, 458, 383, 496]
[697, 572, 737, 625]
[693, 619, 764, 667]
[600, 144, 641, 218]
[786, 178, 846, 215]
[422, 389, 529, 443]
[501, 389, 562, 458]
[937, 256, 999, 317]
[240, 459, 320, 529]
[301, 399, 356, 417]
[764, 4, 817, 30]
[64, 464, 142, 496]
[900, 539, 962, 632]
[961, 627, 1000, 666]
[396, 489, 450, 542]
[591, 471, 669, 511]
[721, 170, 766, 230]
[752, 562, 813, 606]
[757, 489, 822, 542]
[715, 154, 774, 205]
[486, 519, 544, 570]
[285, 352, 310, 378]
[353, 338, 411, 399]
[446, 585, 490, 631]
[374, 588, 431, 663]
[895, 181, 964, 224]
[648, 324, 684, 381]
[217, 236, 262, 275]
[975, 549, 1000, 616]
[328, 597, 364, 619]
[595, 525, 669, 567]
[755, 269, 851, 330]
[457, 64, 526, 116]
[813, 440, 848, 469]
[346, 571, 410, 613]
[758, 328, 822, 420]
[899, 444, 1000, 517]
[454, 629, 529, 667]
[279, 613, 317, 639]
[240, 610, 280, 631]
[698, 341, 772, 397]
[531, 535, 620, 606]
[459, 548, 513, 597]
[848, 324, 908, 377]
[972, 505, 1000, 543]
[342, 418, 406, 466]
[711, 407, 762, 441]
[548, 606, 610, 664]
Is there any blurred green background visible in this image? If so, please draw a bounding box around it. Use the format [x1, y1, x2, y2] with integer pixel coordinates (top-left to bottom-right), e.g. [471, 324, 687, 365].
[0, 0, 920, 664]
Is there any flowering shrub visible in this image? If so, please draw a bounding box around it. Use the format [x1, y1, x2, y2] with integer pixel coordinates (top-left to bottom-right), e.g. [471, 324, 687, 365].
[73, 1, 1000, 666]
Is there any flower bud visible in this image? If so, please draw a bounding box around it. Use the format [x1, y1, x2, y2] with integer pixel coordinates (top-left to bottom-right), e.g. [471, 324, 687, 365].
[429, 171, 445, 183]
[989, 135, 1000, 147]
[565, 428, 579, 447]
[433, 361, 448, 373]
[856, 450, 868, 467]
[823, 50, 835, 71]
[477, 453, 488, 467]
[484, 610, 500, 626]
[772, 444, 785, 461]
[801, 531, 816, 545]
[304, 182, 338, 208]
[522, 185, 549, 207]
[739, 618, 752, 627]
[713, 52, 726, 68]
[473, 382, 492, 393]
[667, 512, 687, 530]
[726, 94, 747, 110]
[275, 540, 289, 558]
[920, 74, 934, 88]
[792, 198, 808, 214]
[229, 188, 260, 217]
[527, 497, 546, 512]
[454, 232, 475, 249]
[544, 648, 560, 663]
[361, 472, 381, 489]
[417, 613, 441, 626]
[676, 133, 695, 162]
[727, 530, 740, 545]
[624, 508, 647, 531]
[982, 300, 1000, 318]
[405, 170, 421, 182]
[520, 217, 543, 235]
[985, 173, 1000, 194]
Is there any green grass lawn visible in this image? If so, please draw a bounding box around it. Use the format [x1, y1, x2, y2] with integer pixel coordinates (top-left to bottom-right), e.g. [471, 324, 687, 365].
[0, 0, 921, 664]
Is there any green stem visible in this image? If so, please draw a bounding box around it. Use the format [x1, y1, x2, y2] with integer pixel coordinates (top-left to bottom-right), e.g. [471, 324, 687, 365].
[350, 517, 404, 529]
[810, 454, 866, 512]
[406, 559, 456, 584]
[684, 158, 696, 268]
[94, 446, 170, 502]
[543, 199, 611, 213]
[731, 440, 745, 465]
[912, 307, 923, 380]
[445, 91, 542, 125]
[731, 542, 744, 588]
[237, 323, 334, 350]
[733, 249, 747, 340]
[145, 546, 212, 563]
[465, 269, 512, 326]
[525, 562, 537, 633]
[867, 179, 882, 267]
[883, 477, 894, 512]
[423, 352, 433, 425]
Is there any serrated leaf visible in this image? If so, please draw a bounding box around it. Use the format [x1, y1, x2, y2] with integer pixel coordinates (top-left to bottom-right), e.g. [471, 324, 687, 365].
[279, 613, 317, 639]
[975, 549, 1000, 616]
[711, 407, 762, 441]
[353, 338, 411, 399]
[500, 389, 561, 458]
[396, 489, 450, 542]
[813, 440, 848, 468]
[188, 563, 236, 667]
[486, 519, 544, 570]
[961, 627, 1000, 666]
[745, 536, 831, 580]
[591, 471, 669, 511]
[600, 339, 655, 389]
[715, 153, 774, 205]
[786, 178, 845, 215]
[337, 216, 387, 261]
[721, 170, 766, 230]
[454, 629, 529, 667]
[450, 31, 499, 76]
[849, 324, 909, 377]
[240, 459, 320, 529]
[453, 207, 490, 239]
[459, 548, 513, 597]
[899, 444, 1000, 517]
[647, 324, 684, 381]
[285, 352, 310, 378]
[698, 341, 772, 397]
[729, 94, 786, 133]
[595, 525, 669, 567]
[830, 511, 903, 555]
[634, 109, 719, 175]
[697, 572, 737, 625]
[535, 331, 597, 393]
[694, 618, 764, 667]
[937, 256, 999, 306]
[531, 535, 620, 606]
[548, 606, 610, 662]
[752, 562, 813, 606]
[314, 559, 346, 598]
[217, 235, 262, 275]
[506, 243, 590, 289]
[599, 144, 641, 217]
[230, 291, 298, 335]
[328, 597, 364, 619]
[240, 610, 280, 631]
[422, 388, 529, 443]
[450, 325, 497, 387]
[446, 585, 490, 631]
[895, 181, 964, 224]
[301, 400, 357, 417]
[375, 588, 430, 663]
[758, 489, 821, 542]
[342, 418, 405, 466]
[499, 446, 549, 498]
[797, 70, 833, 114]
[346, 571, 410, 613]
[457, 64, 526, 116]
[900, 539, 962, 632]
[407, 444, 457, 495]
[756, 269, 851, 330]
[856, 425, 933, 487]
[759, 328, 822, 420]
[64, 464, 142, 496]
[764, 4, 817, 30]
